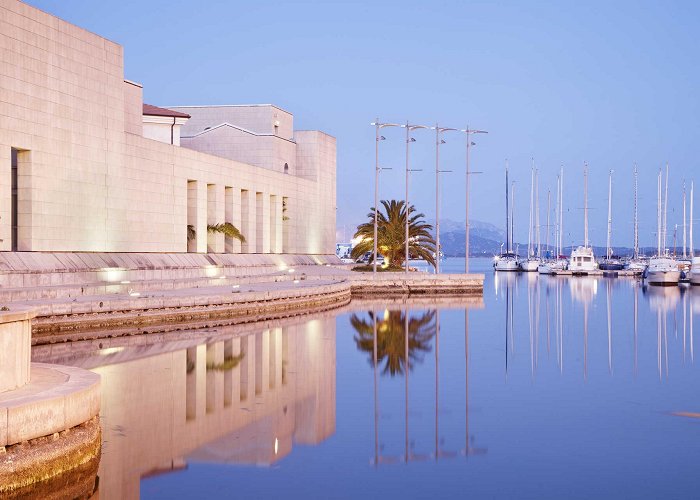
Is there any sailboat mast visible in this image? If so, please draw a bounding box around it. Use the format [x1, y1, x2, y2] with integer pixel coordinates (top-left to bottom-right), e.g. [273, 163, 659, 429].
[657, 169, 662, 256]
[511, 182, 516, 255]
[607, 170, 613, 259]
[505, 162, 510, 253]
[584, 163, 589, 248]
[634, 165, 639, 260]
[546, 189, 551, 259]
[663, 163, 669, 254]
[691, 181, 695, 258]
[560, 167, 564, 256]
[536, 169, 541, 258]
[683, 182, 687, 258]
[528, 162, 534, 258]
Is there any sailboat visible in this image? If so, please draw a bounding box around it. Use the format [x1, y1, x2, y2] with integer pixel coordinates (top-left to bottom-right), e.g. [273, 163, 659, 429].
[689, 181, 700, 285]
[678, 182, 692, 273]
[646, 165, 680, 285]
[626, 165, 647, 272]
[599, 170, 624, 271]
[569, 164, 598, 274]
[495, 161, 520, 271]
[521, 162, 539, 272]
[538, 167, 568, 274]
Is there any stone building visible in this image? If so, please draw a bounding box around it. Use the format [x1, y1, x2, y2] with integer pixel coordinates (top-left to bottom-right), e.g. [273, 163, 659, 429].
[0, 0, 336, 255]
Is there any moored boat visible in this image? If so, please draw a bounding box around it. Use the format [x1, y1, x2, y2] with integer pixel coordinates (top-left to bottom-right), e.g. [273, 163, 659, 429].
[689, 256, 700, 285]
[495, 252, 521, 272]
[570, 165, 597, 275]
[645, 257, 681, 285]
[570, 246, 597, 274]
[646, 166, 680, 286]
[496, 161, 521, 272]
[599, 255, 624, 271]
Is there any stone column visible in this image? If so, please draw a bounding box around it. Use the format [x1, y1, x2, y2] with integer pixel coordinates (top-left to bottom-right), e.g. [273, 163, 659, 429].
[270, 195, 283, 254]
[207, 184, 225, 253]
[225, 186, 242, 253]
[256, 192, 270, 254]
[241, 190, 255, 254]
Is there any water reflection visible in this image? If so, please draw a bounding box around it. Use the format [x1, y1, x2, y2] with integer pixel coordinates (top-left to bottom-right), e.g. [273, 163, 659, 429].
[34, 317, 337, 499]
[351, 309, 436, 377]
[28, 260, 700, 499]
[363, 306, 487, 466]
[495, 271, 699, 381]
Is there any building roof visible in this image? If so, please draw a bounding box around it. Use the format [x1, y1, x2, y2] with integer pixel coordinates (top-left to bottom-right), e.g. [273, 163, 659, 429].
[143, 104, 191, 119]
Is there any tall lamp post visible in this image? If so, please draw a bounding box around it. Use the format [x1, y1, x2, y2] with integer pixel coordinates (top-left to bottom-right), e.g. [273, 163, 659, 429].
[403, 122, 430, 274]
[371, 120, 401, 275]
[462, 126, 488, 273]
[434, 124, 459, 274]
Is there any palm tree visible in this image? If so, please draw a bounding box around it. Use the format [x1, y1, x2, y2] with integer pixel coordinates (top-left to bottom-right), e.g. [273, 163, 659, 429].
[351, 309, 436, 377]
[351, 200, 436, 269]
[187, 223, 246, 243]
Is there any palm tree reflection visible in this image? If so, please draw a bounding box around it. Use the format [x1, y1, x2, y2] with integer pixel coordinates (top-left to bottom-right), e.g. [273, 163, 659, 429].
[352, 309, 436, 376]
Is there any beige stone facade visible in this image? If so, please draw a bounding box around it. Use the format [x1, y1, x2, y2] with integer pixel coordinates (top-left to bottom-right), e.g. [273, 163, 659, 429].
[0, 0, 336, 255]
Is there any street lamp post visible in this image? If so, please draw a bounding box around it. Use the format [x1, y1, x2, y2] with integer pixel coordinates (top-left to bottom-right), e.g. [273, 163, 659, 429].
[403, 122, 430, 274]
[462, 126, 488, 273]
[371, 120, 401, 275]
[434, 124, 458, 274]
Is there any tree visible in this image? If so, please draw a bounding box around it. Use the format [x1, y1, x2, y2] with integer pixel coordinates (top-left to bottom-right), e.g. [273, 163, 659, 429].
[351, 309, 436, 377]
[187, 223, 246, 243]
[351, 200, 436, 269]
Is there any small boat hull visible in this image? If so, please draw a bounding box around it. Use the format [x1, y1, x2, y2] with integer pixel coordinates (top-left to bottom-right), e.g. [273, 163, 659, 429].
[646, 270, 681, 286]
[520, 260, 539, 272]
[599, 262, 624, 271]
[495, 259, 520, 272]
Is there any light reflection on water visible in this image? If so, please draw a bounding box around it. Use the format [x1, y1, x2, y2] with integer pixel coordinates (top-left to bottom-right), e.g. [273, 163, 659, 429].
[32, 258, 700, 499]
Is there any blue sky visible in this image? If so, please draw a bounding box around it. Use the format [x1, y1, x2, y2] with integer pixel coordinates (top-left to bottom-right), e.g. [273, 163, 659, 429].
[30, 0, 700, 247]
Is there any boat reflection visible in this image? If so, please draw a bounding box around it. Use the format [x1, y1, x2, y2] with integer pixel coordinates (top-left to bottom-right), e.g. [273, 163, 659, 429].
[493, 272, 697, 382]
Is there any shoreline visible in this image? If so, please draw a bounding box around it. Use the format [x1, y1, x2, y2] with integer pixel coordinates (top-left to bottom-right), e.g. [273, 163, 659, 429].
[0, 252, 483, 345]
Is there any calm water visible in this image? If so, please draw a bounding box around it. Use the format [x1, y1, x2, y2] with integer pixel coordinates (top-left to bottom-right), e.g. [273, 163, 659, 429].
[33, 258, 700, 499]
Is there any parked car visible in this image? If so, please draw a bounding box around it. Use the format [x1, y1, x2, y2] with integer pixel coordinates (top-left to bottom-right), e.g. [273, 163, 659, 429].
[356, 251, 385, 265]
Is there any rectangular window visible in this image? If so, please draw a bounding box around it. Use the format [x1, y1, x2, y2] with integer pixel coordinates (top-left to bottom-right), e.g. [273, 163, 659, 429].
[11, 149, 18, 251]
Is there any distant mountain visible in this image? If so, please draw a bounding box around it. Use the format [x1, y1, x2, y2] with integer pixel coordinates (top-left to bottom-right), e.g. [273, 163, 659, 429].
[338, 219, 687, 257]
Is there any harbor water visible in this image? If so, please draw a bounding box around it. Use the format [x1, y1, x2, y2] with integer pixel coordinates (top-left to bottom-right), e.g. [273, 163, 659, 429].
[34, 257, 700, 499]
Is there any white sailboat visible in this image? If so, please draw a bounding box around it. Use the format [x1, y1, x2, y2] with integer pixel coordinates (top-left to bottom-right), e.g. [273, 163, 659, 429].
[521, 162, 539, 272]
[646, 165, 680, 286]
[539, 167, 567, 274]
[495, 161, 520, 272]
[626, 165, 647, 271]
[678, 182, 692, 274]
[569, 164, 598, 274]
[689, 181, 700, 285]
[599, 170, 624, 271]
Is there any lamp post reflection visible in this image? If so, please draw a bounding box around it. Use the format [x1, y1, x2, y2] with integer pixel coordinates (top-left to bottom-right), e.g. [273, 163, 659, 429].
[358, 308, 485, 465]
[373, 308, 379, 467]
[463, 308, 487, 459]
